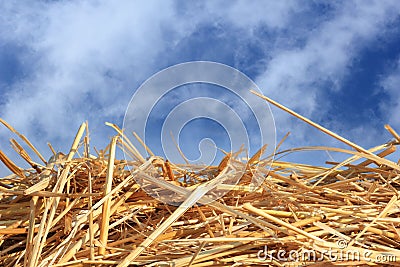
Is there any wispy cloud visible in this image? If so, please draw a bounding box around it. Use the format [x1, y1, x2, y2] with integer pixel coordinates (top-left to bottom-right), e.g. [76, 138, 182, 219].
[1, 1, 194, 153]
[256, 0, 400, 152]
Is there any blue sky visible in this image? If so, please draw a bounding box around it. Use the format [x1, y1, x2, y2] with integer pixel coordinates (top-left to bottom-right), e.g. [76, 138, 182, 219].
[1, 0, 400, 175]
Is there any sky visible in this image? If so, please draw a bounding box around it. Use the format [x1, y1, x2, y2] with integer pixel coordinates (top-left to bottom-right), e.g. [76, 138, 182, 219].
[1, 0, 400, 175]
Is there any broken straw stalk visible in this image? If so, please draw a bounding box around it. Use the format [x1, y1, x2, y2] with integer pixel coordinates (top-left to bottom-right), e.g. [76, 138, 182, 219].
[1, 92, 400, 266]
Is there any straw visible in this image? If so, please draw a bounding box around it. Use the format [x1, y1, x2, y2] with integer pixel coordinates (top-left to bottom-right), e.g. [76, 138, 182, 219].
[1, 94, 400, 266]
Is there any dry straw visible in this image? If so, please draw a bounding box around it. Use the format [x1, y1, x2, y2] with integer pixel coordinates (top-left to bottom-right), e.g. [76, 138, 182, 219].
[1, 92, 400, 266]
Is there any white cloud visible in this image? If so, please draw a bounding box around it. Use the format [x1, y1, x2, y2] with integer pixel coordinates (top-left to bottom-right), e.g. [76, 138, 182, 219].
[0, 1, 195, 156]
[256, 0, 400, 151]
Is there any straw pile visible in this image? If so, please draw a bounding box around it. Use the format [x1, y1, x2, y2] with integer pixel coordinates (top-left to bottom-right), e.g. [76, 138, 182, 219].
[1, 93, 400, 267]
